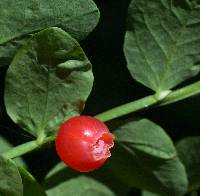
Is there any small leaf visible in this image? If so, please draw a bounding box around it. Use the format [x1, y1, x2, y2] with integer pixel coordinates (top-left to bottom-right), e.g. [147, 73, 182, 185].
[0, 156, 23, 196]
[43, 163, 115, 196]
[4, 27, 94, 137]
[176, 136, 200, 191]
[19, 167, 47, 196]
[0, 0, 99, 44]
[0, 134, 27, 167]
[109, 119, 188, 196]
[115, 119, 176, 159]
[124, 0, 200, 91]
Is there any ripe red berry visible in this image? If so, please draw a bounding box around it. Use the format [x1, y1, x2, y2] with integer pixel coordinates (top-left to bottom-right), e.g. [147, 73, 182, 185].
[55, 116, 114, 172]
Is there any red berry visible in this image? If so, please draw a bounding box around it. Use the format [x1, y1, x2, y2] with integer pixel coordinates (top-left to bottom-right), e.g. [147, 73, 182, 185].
[55, 116, 114, 172]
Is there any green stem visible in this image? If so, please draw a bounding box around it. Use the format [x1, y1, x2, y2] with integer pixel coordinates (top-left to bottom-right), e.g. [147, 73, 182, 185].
[2, 136, 55, 159]
[161, 80, 200, 105]
[95, 95, 159, 122]
[1, 80, 200, 160]
[96, 80, 200, 122]
[2, 141, 38, 159]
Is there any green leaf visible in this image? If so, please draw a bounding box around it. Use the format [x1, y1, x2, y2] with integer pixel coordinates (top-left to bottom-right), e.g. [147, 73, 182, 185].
[4, 27, 94, 138]
[46, 176, 115, 196]
[114, 119, 176, 159]
[124, 0, 200, 92]
[0, 0, 99, 67]
[0, 0, 99, 44]
[89, 165, 131, 196]
[19, 167, 47, 196]
[109, 119, 188, 196]
[43, 163, 115, 196]
[176, 136, 200, 191]
[0, 135, 27, 167]
[0, 156, 23, 196]
[43, 162, 130, 196]
[110, 145, 188, 196]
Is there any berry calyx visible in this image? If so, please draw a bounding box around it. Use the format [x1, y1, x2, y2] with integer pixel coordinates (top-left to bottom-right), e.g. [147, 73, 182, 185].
[55, 116, 114, 172]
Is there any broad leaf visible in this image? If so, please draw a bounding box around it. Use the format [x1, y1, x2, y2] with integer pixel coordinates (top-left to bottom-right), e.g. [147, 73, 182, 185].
[4, 27, 94, 137]
[19, 167, 47, 196]
[0, 0, 99, 67]
[110, 145, 188, 196]
[43, 162, 130, 196]
[0, 0, 99, 44]
[109, 119, 188, 196]
[0, 135, 27, 167]
[0, 156, 23, 196]
[176, 137, 200, 191]
[43, 163, 114, 196]
[46, 176, 114, 196]
[114, 119, 176, 159]
[124, 0, 200, 92]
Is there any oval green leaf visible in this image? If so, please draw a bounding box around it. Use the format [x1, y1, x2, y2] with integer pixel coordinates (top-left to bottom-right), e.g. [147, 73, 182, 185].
[0, 156, 23, 196]
[124, 0, 200, 92]
[46, 176, 114, 196]
[43, 163, 114, 196]
[4, 27, 94, 137]
[110, 145, 188, 196]
[114, 119, 176, 159]
[0, 0, 99, 67]
[176, 136, 200, 191]
[109, 119, 188, 195]
[43, 162, 130, 196]
[0, 0, 99, 44]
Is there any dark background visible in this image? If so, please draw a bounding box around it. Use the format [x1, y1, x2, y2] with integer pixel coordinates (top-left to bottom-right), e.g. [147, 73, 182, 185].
[0, 0, 199, 195]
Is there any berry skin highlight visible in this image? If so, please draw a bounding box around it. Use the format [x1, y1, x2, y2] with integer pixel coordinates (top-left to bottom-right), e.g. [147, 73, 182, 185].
[55, 116, 114, 172]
